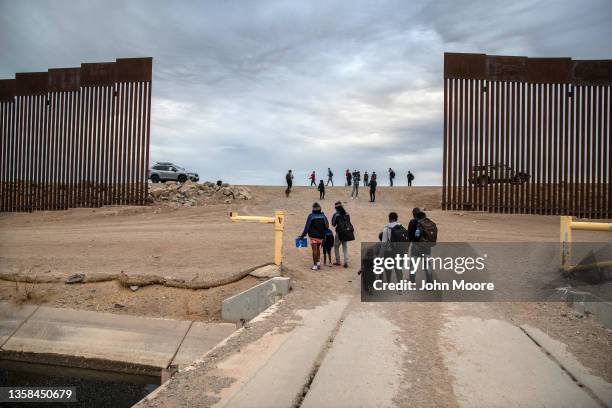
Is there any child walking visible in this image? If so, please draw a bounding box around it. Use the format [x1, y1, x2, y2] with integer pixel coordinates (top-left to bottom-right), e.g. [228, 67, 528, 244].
[318, 180, 325, 199]
[322, 227, 334, 266]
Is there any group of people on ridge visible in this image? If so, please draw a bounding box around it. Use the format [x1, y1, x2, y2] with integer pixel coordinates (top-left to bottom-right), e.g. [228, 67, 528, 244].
[285, 169, 415, 203]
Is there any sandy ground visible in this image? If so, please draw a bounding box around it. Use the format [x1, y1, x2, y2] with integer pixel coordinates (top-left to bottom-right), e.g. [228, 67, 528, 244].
[1, 185, 611, 394]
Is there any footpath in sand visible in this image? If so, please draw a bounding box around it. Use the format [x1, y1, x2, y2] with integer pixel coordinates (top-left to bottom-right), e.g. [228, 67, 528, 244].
[133, 186, 611, 407]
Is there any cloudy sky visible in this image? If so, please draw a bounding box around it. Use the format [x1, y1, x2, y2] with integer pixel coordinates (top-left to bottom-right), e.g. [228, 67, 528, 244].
[1, 0, 611, 185]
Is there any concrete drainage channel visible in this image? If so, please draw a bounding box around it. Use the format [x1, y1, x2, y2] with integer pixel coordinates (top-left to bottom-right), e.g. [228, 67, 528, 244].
[0, 273, 292, 407]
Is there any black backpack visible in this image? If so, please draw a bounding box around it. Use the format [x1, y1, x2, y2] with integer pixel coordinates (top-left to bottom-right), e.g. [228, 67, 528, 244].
[336, 214, 355, 242]
[417, 218, 438, 244]
[390, 224, 410, 242]
[390, 170, 395, 178]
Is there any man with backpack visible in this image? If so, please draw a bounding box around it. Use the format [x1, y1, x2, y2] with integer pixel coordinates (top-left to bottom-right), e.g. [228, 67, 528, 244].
[326, 168, 334, 186]
[408, 207, 437, 284]
[381, 212, 408, 288]
[389, 168, 396, 186]
[407, 171, 414, 187]
[332, 201, 354, 268]
[363, 171, 369, 187]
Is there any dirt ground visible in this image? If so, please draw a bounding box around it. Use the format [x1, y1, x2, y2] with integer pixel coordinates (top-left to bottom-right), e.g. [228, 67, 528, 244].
[1, 185, 611, 385]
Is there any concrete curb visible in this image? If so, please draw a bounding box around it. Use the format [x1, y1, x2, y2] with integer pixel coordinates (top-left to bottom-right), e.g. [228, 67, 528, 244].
[521, 324, 612, 406]
[222, 277, 291, 323]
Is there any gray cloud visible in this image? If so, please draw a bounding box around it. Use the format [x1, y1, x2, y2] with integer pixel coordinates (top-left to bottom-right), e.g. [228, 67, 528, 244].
[1, 0, 610, 185]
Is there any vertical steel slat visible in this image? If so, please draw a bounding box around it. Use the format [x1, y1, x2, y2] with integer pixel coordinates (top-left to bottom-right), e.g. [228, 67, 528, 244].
[562, 84, 568, 214]
[458, 79, 464, 210]
[485, 80, 491, 212]
[95, 85, 102, 207]
[488, 81, 493, 212]
[552, 84, 558, 214]
[144, 81, 152, 203]
[77, 87, 85, 207]
[0, 103, 5, 211]
[61, 91, 68, 209]
[510, 82, 516, 213]
[597, 86, 603, 219]
[580, 86, 587, 217]
[70, 91, 78, 208]
[477, 80, 484, 211]
[603, 86, 612, 218]
[585, 86, 591, 217]
[128, 82, 136, 204]
[452, 79, 458, 210]
[117, 83, 125, 204]
[520, 82, 526, 213]
[33, 95, 41, 210]
[103, 86, 110, 205]
[113, 84, 120, 205]
[544, 84, 550, 215]
[504, 81, 510, 213]
[135, 82, 143, 204]
[467, 79, 473, 208]
[121, 82, 128, 205]
[26, 95, 33, 211]
[442, 78, 448, 209]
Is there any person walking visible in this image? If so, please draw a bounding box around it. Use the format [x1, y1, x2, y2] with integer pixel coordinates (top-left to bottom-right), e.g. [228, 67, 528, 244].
[363, 171, 369, 187]
[381, 211, 409, 288]
[309, 171, 316, 186]
[369, 177, 377, 202]
[285, 170, 294, 197]
[318, 179, 325, 200]
[351, 170, 360, 199]
[345, 169, 352, 186]
[407, 207, 435, 284]
[326, 168, 334, 186]
[407, 171, 414, 187]
[299, 202, 329, 270]
[331, 201, 354, 268]
[388, 168, 395, 186]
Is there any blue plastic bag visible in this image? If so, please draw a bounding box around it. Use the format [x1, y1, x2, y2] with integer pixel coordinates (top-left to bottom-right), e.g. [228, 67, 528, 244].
[295, 237, 308, 248]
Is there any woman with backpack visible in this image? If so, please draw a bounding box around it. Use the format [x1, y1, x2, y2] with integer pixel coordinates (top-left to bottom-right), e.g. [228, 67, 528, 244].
[299, 202, 329, 270]
[331, 201, 354, 268]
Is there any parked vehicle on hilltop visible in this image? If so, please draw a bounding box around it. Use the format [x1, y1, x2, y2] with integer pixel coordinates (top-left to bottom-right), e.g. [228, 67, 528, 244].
[148, 162, 199, 183]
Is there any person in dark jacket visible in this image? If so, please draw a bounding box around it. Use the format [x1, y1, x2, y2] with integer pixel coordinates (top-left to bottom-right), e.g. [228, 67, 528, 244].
[318, 180, 325, 200]
[331, 201, 351, 267]
[285, 170, 294, 197]
[407, 171, 414, 187]
[407, 207, 432, 283]
[346, 169, 352, 186]
[326, 168, 334, 186]
[369, 178, 377, 202]
[363, 171, 369, 187]
[300, 202, 330, 270]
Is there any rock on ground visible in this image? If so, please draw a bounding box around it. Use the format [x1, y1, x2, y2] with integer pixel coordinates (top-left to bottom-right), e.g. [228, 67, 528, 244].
[147, 181, 253, 208]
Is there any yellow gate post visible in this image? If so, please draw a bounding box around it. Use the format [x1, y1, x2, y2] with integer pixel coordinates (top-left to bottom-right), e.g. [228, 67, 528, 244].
[230, 210, 285, 266]
[560, 216, 612, 272]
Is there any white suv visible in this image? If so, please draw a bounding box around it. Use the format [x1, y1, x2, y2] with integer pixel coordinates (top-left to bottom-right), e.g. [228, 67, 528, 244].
[149, 162, 199, 183]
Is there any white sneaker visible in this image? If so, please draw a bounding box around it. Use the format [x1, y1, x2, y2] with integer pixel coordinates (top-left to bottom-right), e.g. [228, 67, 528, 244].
[311, 265, 318, 270]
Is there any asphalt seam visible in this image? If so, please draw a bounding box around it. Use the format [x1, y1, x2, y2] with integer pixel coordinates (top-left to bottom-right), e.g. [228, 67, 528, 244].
[166, 320, 195, 369]
[294, 297, 354, 408]
[0, 304, 41, 351]
[519, 326, 607, 408]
